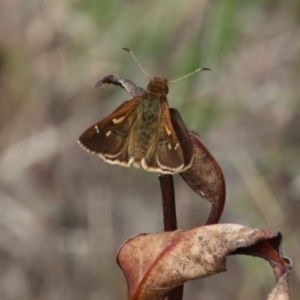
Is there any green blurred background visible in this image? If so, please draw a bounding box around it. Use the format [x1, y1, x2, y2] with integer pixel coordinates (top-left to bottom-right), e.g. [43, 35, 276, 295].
[0, 0, 299, 299]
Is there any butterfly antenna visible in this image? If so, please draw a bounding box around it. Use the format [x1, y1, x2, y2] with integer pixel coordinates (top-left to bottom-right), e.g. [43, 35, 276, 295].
[169, 67, 211, 84]
[123, 48, 152, 80]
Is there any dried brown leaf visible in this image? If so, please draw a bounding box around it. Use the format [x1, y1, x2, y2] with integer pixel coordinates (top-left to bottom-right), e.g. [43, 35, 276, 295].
[180, 131, 226, 224]
[117, 224, 291, 300]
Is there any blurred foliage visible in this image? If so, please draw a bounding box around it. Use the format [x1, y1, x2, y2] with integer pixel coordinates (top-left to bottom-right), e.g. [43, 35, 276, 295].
[0, 0, 299, 299]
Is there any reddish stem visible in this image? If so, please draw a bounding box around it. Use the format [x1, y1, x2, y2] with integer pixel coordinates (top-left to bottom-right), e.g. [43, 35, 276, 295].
[158, 174, 184, 300]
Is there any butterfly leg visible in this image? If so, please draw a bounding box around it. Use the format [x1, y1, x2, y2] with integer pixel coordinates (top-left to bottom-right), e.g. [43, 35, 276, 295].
[95, 74, 145, 98]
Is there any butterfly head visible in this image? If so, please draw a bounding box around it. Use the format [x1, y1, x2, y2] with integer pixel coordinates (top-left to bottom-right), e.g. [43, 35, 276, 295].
[147, 77, 169, 95]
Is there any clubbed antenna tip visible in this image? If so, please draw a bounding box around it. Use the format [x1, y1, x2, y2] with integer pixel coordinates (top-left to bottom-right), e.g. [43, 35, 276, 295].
[169, 67, 211, 84]
[122, 48, 151, 80]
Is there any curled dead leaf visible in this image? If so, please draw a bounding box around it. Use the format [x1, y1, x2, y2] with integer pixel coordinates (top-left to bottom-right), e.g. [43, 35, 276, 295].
[117, 224, 291, 300]
[180, 131, 226, 224]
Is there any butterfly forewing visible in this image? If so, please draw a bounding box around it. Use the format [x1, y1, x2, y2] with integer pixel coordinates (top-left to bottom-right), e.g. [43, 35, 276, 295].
[78, 97, 142, 166]
[157, 104, 185, 171]
[142, 102, 193, 174]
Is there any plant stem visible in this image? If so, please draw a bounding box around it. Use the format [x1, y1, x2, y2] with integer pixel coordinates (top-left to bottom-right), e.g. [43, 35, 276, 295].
[158, 174, 184, 300]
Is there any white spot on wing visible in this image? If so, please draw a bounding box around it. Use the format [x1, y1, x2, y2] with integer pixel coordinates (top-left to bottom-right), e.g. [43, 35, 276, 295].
[112, 116, 125, 124]
[165, 125, 172, 136]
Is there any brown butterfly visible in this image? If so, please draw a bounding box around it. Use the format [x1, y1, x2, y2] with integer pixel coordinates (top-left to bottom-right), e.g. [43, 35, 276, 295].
[79, 49, 209, 174]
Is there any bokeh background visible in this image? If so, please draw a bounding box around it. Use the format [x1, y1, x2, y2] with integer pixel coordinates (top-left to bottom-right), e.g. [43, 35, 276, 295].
[0, 0, 299, 299]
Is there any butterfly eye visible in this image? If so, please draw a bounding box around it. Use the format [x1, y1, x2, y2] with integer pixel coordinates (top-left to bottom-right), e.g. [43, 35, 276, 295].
[164, 85, 169, 95]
